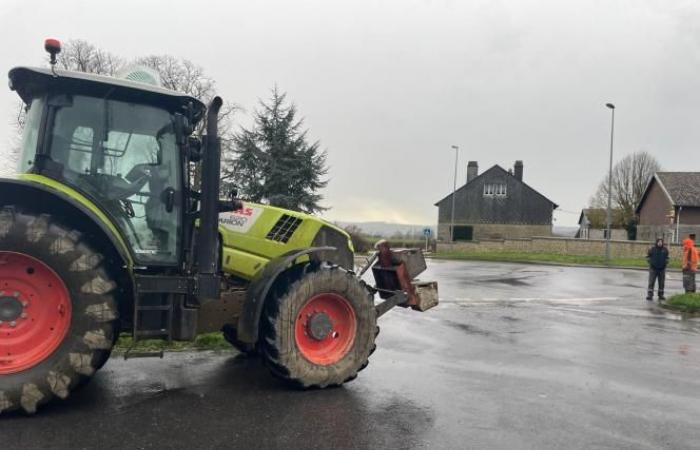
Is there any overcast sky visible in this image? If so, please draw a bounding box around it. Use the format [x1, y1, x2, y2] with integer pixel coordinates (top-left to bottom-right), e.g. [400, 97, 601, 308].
[1, 0, 699, 226]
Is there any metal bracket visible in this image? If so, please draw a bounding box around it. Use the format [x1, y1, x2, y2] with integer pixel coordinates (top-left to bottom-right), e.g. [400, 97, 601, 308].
[375, 291, 408, 318]
[356, 251, 378, 277]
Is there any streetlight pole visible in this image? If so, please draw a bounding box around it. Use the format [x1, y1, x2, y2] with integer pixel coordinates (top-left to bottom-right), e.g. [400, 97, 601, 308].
[605, 103, 615, 262]
[450, 145, 459, 242]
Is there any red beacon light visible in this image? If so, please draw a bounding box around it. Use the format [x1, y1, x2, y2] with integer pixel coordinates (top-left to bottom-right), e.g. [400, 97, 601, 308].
[44, 38, 61, 72]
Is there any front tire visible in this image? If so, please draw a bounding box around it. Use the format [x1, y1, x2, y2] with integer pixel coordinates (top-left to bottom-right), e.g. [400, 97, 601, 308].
[0, 208, 119, 414]
[260, 265, 376, 388]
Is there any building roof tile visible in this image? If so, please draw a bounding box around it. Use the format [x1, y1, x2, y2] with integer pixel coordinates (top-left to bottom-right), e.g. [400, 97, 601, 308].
[655, 172, 700, 207]
[434, 164, 557, 208]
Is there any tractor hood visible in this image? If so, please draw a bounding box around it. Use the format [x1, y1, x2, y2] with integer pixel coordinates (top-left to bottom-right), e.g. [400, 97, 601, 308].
[8, 66, 206, 121]
[219, 202, 354, 280]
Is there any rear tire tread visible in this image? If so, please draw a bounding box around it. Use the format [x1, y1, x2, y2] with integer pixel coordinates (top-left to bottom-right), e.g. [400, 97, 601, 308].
[0, 207, 120, 415]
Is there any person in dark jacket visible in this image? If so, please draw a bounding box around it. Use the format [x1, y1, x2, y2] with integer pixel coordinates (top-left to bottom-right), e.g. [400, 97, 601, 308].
[646, 238, 669, 301]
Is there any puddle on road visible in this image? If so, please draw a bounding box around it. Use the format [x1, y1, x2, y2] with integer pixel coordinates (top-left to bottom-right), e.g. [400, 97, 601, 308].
[445, 320, 494, 337]
[480, 277, 531, 286]
[363, 395, 435, 447]
[500, 315, 521, 322]
[644, 317, 700, 334]
[440, 296, 700, 329]
[443, 319, 519, 344]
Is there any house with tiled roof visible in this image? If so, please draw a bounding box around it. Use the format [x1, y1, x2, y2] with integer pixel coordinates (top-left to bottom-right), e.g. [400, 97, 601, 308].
[635, 172, 700, 242]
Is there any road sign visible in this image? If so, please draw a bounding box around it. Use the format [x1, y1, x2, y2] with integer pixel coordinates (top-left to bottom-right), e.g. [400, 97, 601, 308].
[423, 228, 432, 237]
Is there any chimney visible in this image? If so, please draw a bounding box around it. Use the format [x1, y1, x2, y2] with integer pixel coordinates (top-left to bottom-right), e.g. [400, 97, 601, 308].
[467, 161, 478, 183]
[514, 160, 523, 181]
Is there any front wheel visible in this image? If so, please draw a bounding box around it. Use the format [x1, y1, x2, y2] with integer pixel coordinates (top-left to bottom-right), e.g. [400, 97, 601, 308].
[260, 265, 376, 388]
[0, 208, 119, 414]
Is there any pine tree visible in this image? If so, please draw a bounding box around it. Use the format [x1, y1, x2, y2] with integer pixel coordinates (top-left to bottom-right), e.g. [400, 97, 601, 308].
[226, 87, 328, 214]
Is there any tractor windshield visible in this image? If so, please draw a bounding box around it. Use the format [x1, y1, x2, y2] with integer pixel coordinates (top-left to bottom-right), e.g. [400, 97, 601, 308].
[30, 95, 182, 265]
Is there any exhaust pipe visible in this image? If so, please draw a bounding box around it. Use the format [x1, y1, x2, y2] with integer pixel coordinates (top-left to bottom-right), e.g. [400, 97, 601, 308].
[196, 96, 223, 298]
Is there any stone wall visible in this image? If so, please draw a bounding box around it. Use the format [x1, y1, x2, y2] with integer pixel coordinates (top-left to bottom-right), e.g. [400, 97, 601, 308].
[438, 236, 684, 260]
[580, 228, 628, 240]
[437, 223, 552, 241]
[637, 224, 700, 243]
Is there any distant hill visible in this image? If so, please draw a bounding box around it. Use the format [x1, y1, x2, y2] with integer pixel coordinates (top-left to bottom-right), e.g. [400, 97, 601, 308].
[552, 226, 579, 237]
[331, 221, 436, 238]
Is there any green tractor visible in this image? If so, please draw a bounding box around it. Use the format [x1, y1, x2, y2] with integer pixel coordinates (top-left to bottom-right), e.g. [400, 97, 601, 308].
[0, 39, 437, 414]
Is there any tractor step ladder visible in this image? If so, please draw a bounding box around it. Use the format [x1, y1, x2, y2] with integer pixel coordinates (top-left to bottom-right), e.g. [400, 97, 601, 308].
[124, 275, 187, 360]
[124, 295, 173, 360]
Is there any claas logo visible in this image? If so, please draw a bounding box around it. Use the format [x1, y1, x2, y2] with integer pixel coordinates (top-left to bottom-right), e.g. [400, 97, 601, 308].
[235, 207, 255, 217]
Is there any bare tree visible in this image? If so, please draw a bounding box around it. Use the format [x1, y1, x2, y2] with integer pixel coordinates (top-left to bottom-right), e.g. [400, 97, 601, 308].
[590, 151, 661, 237]
[58, 39, 124, 75]
[343, 225, 372, 253]
[137, 55, 214, 99]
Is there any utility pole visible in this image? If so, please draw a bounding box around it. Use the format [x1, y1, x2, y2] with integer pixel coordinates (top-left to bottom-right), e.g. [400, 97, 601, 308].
[605, 103, 615, 262]
[450, 145, 459, 242]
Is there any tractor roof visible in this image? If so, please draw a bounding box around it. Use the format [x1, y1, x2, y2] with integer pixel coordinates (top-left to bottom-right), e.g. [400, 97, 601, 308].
[8, 66, 206, 121]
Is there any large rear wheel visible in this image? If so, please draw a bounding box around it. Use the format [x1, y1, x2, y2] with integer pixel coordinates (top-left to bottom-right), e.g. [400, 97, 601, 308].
[260, 265, 376, 388]
[0, 208, 119, 414]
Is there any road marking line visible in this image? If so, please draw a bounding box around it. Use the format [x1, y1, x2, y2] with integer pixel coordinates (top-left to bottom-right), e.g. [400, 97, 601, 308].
[445, 297, 618, 303]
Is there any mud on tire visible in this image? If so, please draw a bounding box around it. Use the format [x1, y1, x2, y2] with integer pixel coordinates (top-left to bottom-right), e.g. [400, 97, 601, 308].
[0, 207, 119, 414]
[260, 265, 377, 388]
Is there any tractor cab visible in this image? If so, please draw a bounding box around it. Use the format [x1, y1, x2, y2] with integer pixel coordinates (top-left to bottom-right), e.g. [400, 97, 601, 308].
[10, 66, 205, 267]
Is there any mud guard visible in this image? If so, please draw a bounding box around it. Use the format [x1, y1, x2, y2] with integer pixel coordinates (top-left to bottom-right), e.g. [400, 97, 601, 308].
[0, 178, 131, 267]
[235, 246, 336, 345]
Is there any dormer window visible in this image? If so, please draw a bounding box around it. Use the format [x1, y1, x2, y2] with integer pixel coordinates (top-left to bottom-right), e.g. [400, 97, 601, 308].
[484, 183, 507, 197]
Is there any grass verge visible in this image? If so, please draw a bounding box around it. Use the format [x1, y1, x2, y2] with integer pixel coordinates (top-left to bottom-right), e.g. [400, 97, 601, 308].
[113, 331, 231, 353]
[432, 250, 681, 269]
[663, 293, 700, 313]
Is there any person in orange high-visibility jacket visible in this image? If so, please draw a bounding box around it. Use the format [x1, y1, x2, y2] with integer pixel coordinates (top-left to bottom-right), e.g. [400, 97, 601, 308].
[681, 234, 698, 293]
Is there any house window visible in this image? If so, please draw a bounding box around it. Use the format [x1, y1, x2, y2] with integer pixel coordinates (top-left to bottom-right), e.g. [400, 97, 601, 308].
[483, 183, 507, 197]
[452, 225, 473, 241]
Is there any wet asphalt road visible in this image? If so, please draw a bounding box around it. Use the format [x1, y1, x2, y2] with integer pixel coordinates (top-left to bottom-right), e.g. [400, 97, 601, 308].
[2, 260, 700, 449]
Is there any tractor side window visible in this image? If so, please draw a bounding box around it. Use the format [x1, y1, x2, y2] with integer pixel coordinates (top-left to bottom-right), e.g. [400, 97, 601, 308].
[67, 126, 93, 174]
[18, 97, 45, 173]
[47, 95, 182, 265]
